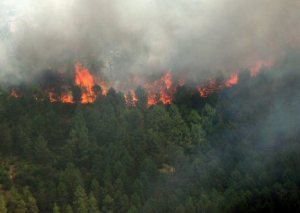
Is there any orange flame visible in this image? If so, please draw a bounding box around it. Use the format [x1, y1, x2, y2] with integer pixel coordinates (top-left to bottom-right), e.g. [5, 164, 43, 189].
[225, 73, 239, 87]
[49, 92, 58, 103]
[143, 71, 174, 105]
[124, 90, 138, 106]
[11, 60, 274, 106]
[197, 73, 239, 97]
[197, 80, 222, 97]
[75, 63, 97, 104]
[98, 80, 109, 96]
[61, 92, 74, 104]
[250, 60, 273, 77]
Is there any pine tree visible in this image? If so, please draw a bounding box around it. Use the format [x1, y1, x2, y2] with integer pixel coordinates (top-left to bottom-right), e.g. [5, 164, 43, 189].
[65, 204, 73, 213]
[0, 192, 7, 213]
[73, 186, 88, 213]
[0, 124, 13, 154]
[31, 135, 51, 163]
[102, 195, 114, 213]
[14, 199, 27, 213]
[88, 192, 101, 213]
[10, 187, 27, 213]
[23, 187, 39, 213]
[90, 179, 101, 199]
[27, 196, 39, 213]
[53, 203, 60, 213]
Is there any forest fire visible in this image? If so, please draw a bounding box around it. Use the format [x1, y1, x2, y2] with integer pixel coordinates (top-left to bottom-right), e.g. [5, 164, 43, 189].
[197, 73, 239, 97]
[75, 63, 97, 104]
[225, 73, 239, 87]
[250, 60, 273, 77]
[143, 71, 175, 106]
[124, 90, 138, 106]
[61, 92, 74, 104]
[49, 92, 58, 103]
[10, 60, 273, 106]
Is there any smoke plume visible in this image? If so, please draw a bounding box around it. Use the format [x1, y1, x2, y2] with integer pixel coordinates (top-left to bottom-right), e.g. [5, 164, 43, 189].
[0, 0, 300, 84]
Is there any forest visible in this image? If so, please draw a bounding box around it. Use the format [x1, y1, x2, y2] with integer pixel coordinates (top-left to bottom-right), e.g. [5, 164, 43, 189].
[0, 55, 300, 213]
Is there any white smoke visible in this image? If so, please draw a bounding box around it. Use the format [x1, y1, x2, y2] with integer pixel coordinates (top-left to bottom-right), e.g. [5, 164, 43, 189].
[0, 0, 300, 83]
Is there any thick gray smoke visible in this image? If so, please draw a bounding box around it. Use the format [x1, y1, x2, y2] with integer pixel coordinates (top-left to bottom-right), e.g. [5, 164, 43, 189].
[0, 0, 300, 84]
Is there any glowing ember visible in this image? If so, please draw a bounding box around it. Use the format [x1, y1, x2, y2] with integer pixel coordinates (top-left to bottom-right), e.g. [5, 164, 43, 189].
[250, 60, 273, 77]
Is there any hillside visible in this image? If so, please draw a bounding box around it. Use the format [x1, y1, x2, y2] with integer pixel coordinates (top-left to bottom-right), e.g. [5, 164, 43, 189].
[0, 56, 300, 213]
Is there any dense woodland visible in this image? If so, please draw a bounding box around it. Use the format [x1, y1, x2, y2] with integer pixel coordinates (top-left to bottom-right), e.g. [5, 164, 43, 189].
[0, 56, 300, 213]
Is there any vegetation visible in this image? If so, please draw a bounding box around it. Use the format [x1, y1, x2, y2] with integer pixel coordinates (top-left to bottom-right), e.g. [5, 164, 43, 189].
[0, 63, 299, 212]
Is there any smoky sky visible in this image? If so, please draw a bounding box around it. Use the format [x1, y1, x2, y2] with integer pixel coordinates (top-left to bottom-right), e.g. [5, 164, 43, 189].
[0, 0, 300, 84]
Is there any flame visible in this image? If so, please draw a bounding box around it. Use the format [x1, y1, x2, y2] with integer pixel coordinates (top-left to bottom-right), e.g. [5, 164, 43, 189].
[124, 90, 138, 106]
[163, 72, 172, 90]
[143, 71, 174, 105]
[225, 73, 239, 87]
[75, 63, 97, 104]
[98, 80, 109, 96]
[197, 80, 222, 97]
[49, 92, 58, 103]
[11, 90, 21, 98]
[197, 73, 239, 97]
[250, 60, 273, 77]
[61, 92, 74, 104]
[10, 60, 274, 106]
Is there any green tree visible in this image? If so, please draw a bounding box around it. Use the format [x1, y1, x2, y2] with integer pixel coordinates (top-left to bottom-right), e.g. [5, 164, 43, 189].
[53, 203, 60, 213]
[102, 195, 114, 212]
[9, 188, 27, 213]
[135, 86, 148, 109]
[23, 187, 39, 213]
[0, 124, 13, 154]
[90, 179, 101, 200]
[0, 192, 7, 213]
[27, 196, 39, 213]
[31, 135, 52, 163]
[65, 204, 73, 213]
[88, 192, 101, 213]
[73, 186, 88, 213]
[56, 182, 69, 208]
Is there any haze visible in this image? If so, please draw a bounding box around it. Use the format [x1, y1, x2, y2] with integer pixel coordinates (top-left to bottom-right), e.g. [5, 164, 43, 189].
[0, 0, 300, 83]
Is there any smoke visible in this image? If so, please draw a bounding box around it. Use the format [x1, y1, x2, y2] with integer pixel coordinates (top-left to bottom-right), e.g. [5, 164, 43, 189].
[0, 0, 300, 84]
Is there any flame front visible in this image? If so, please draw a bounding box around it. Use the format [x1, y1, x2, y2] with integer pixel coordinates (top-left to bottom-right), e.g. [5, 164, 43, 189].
[12, 60, 273, 106]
